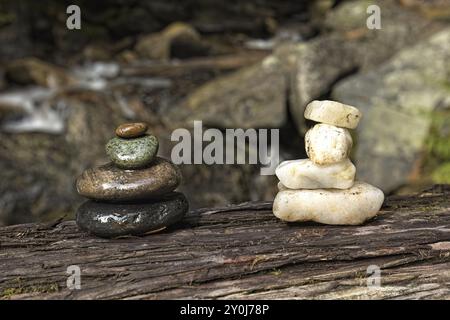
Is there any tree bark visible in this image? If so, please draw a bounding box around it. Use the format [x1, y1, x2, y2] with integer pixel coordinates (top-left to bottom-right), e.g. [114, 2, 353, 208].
[0, 185, 449, 300]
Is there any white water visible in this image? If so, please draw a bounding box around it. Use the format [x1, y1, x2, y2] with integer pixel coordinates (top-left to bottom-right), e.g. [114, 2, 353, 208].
[0, 87, 66, 134]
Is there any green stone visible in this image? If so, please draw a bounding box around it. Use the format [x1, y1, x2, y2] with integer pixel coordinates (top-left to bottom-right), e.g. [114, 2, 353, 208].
[106, 134, 159, 169]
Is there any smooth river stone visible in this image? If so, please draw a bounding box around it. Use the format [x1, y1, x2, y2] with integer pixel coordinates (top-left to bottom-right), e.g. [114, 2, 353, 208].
[76, 157, 181, 201]
[305, 124, 352, 165]
[275, 158, 355, 189]
[304, 100, 362, 129]
[76, 192, 189, 238]
[115, 122, 148, 138]
[106, 134, 158, 169]
[273, 181, 384, 225]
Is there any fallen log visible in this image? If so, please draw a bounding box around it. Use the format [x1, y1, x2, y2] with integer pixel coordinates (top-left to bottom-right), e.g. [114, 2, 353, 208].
[120, 51, 269, 78]
[0, 185, 449, 299]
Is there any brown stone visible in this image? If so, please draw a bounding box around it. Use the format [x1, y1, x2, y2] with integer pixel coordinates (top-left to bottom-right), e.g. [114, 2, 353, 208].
[115, 122, 148, 138]
[134, 22, 209, 60]
[76, 157, 181, 201]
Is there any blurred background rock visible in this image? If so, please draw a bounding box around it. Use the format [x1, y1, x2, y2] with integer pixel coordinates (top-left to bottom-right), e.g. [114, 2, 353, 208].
[0, 0, 449, 225]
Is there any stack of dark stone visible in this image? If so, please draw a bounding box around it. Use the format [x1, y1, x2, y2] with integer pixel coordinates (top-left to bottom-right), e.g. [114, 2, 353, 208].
[75, 122, 188, 238]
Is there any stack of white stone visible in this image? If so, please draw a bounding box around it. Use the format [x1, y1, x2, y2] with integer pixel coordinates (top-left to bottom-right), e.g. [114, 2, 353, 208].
[273, 100, 384, 225]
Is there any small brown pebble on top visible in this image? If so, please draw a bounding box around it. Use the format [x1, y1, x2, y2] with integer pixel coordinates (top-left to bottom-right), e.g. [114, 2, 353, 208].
[115, 122, 148, 138]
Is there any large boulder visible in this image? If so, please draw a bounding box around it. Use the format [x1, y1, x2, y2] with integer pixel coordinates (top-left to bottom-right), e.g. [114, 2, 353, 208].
[288, 0, 434, 134]
[165, 55, 287, 129]
[332, 28, 450, 192]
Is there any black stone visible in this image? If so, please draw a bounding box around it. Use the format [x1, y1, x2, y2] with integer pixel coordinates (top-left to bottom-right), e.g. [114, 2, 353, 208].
[76, 192, 189, 238]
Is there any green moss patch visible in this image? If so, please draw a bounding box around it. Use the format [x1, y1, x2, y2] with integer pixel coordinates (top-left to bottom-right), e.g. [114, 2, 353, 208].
[432, 162, 450, 184]
[1, 281, 59, 299]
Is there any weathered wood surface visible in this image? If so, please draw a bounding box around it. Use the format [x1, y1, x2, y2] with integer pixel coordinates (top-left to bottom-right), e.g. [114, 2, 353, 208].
[0, 185, 449, 300]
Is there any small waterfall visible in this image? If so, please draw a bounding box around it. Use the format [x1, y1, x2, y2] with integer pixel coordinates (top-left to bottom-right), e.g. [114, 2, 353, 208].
[0, 87, 66, 134]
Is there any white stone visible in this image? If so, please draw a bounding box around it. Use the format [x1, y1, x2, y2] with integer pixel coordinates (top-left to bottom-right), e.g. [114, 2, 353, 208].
[304, 100, 362, 129]
[275, 158, 355, 190]
[305, 124, 353, 165]
[273, 181, 384, 225]
[277, 181, 288, 191]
